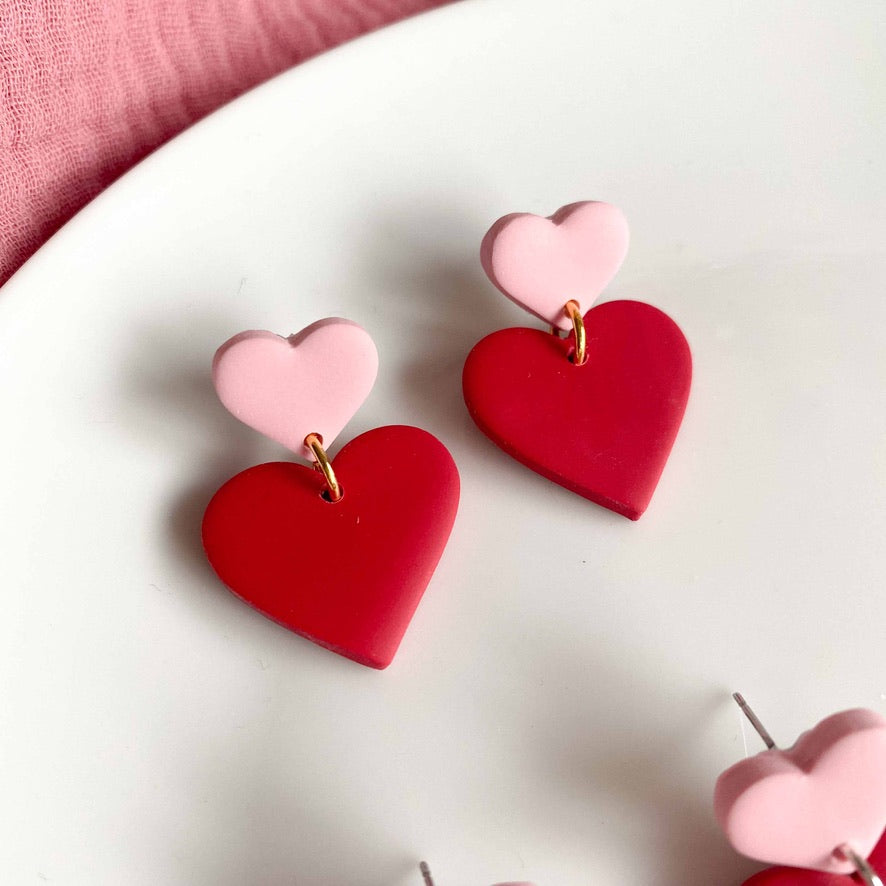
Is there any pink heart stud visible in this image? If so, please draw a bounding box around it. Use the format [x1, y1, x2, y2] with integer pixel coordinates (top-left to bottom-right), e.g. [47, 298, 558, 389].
[715, 709, 886, 874]
[480, 201, 630, 330]
[212, 318, 378, 458]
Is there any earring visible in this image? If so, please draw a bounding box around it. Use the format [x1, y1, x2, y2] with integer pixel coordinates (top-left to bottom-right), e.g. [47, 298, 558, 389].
[201, 318, 460, 670]
[420, 861, 534, 886]
[715, 693, 886, 885]
[742, 835, 886, 886]
[462, 201, 691, 520]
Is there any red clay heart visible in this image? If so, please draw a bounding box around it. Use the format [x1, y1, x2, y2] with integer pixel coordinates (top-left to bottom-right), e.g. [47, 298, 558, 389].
[462, 299, 691, 519]
[202, 425, 459, 669]
[743, 831, 886, 885]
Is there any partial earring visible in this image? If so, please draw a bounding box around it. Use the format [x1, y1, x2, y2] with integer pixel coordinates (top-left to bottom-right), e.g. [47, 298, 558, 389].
[462, 201, 691, 520]
[201, 317, 460, 669]
[715, 693, 886, 885]
[419, 860, 534, 886]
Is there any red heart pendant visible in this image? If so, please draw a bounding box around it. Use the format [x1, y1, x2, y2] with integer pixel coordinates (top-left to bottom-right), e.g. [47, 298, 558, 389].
[462, 299, 691, 519]
[202, 425, 459, 669]
[744, 831, 886, 885]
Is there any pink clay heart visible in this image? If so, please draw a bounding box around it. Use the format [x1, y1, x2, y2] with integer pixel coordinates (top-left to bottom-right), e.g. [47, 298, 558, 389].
[715, 709, 886, 874]
[212, 318, 378, 458]
[480, 201, 629, 330]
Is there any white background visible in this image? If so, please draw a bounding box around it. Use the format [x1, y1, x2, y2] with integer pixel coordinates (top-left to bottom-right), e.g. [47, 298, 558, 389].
[1, 0, 885, 883]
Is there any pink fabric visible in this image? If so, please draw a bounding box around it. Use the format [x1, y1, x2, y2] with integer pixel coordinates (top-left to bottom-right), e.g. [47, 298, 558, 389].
[0, 0, 449, 288]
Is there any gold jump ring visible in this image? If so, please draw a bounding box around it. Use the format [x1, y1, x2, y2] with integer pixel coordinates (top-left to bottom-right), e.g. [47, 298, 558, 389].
[565, 300, 587, 365]
[304, 433, 342, 502]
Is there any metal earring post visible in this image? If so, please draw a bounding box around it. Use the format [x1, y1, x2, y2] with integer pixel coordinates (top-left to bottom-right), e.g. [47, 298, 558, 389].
[838, 845, 884, 886]
[732, 692, 776, 749]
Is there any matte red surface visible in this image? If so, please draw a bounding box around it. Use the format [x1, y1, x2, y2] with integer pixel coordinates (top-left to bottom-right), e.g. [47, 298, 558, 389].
[462, 300, 691, 520]
[743, 831, 886, 885]
[202, 425, 459, 669]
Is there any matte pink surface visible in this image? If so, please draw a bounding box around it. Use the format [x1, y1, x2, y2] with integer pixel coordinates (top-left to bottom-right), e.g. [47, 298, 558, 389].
[0, 0, 449, 288]
[480, 201, 630, 330]
[213, 319, 378, 457]
[715, 710, 886, 874]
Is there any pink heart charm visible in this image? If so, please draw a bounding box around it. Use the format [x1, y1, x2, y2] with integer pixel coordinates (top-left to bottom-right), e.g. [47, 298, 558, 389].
[212, 318, 378, 458]
[715, 709, 886, 874]
[480, 201, 630, 330]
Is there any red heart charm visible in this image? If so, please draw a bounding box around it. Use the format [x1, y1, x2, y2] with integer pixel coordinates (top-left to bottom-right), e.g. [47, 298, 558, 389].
[202, 425, 459, 669]
[743, 831, 886, 885]
[462, 299, 691, 519]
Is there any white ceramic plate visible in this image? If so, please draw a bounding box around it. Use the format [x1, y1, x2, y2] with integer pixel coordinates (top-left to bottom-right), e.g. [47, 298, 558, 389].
[2, 1, 885, 882]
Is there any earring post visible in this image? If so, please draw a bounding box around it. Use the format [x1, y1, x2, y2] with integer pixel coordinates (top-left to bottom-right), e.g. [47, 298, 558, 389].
[837, 845, 884, 886]
[419, 861, 435, 886]
[732, 692, 777, 750]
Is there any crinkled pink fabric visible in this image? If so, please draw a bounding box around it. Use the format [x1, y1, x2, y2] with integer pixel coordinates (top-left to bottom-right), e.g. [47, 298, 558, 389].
[0, 0, 449, 287]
